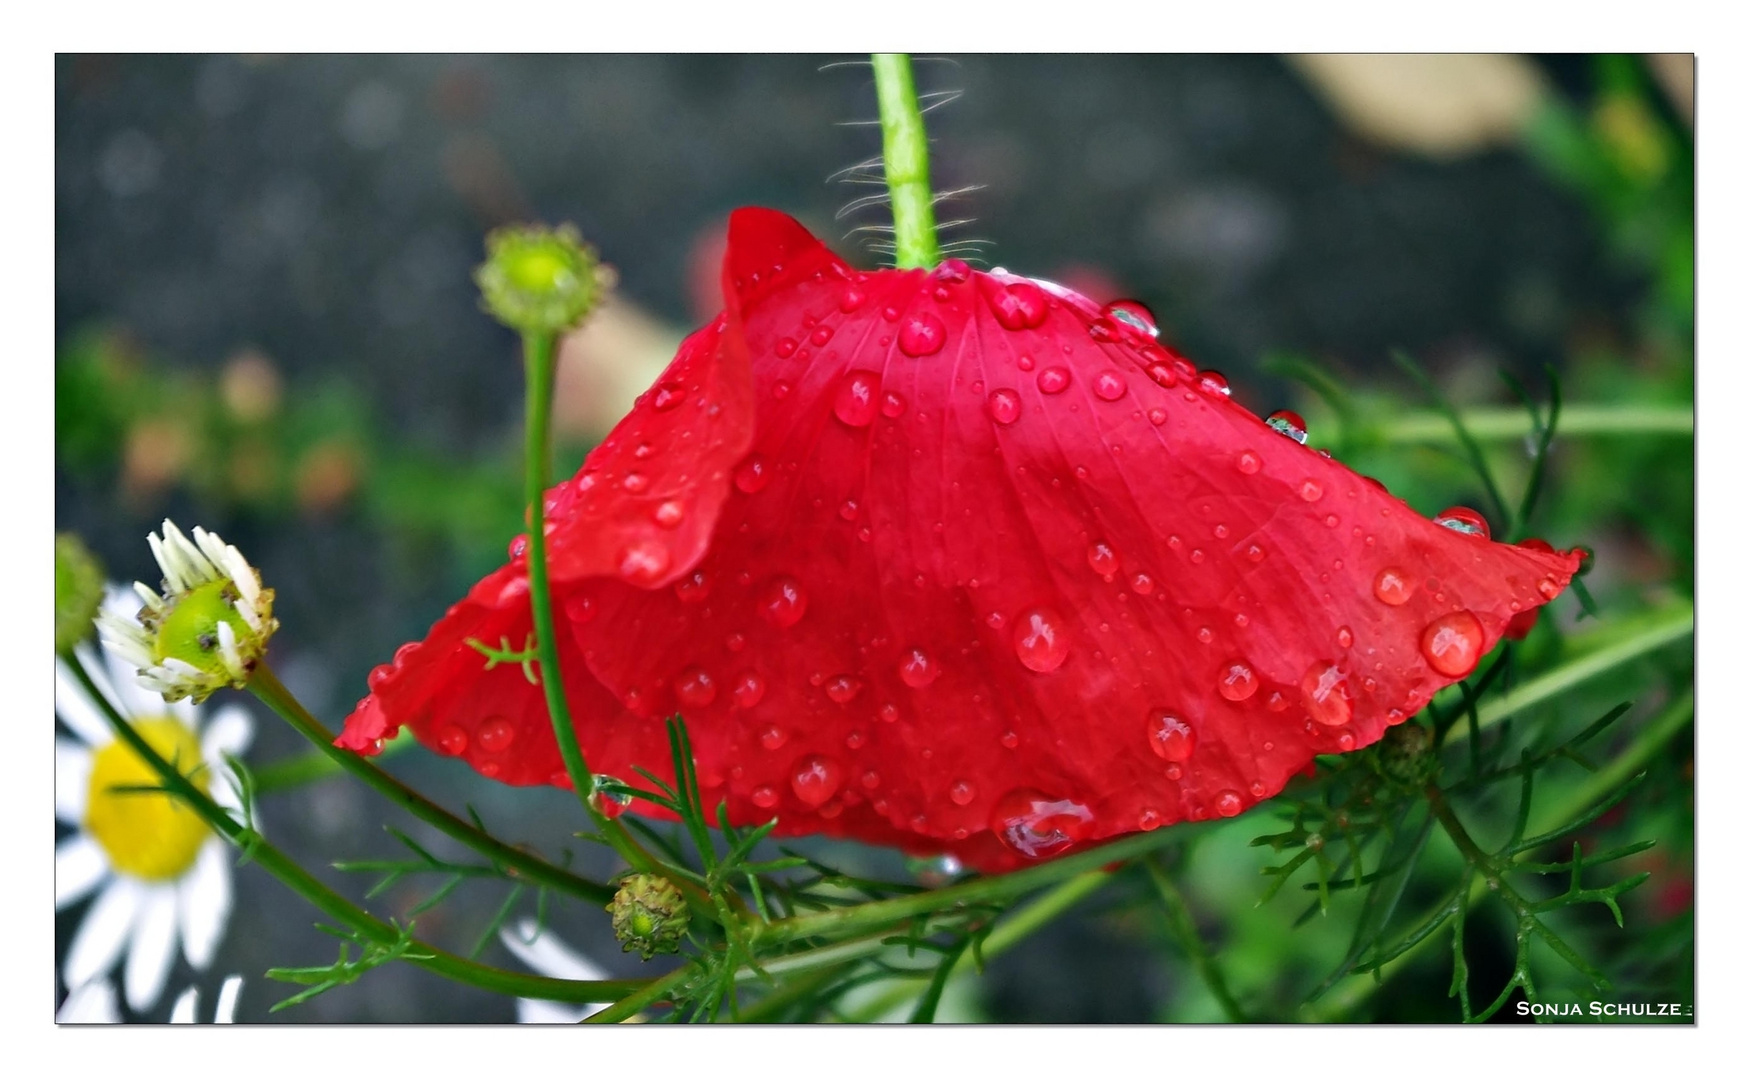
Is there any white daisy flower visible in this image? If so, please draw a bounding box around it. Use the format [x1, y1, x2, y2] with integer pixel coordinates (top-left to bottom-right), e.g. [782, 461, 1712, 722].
[56, 588, 254, 1014]
[56, 975, 243, 1024]
[497, 918, 611, 1023]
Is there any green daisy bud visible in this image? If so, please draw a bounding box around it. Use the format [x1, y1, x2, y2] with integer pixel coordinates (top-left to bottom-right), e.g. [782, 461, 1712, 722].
[97, 520, 278, 703]
[474, 224, 606, 337]
[1376, 722, 1436, 788]
[55, 533, 106, 655]
[608, 873, 688, 960]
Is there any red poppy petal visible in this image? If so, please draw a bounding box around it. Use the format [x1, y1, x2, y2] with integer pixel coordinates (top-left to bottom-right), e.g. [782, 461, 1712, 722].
[347, 209, 1580, 871]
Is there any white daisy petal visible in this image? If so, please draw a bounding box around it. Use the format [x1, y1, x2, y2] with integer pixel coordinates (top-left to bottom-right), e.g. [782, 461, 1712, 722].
[54, 658, 112, 748]
[55, 835, 110, 909]
[100, 630, 164, 719]
[516, 998, 593, 1024]
[125, 886, 179, 1012]
[170, 985, 199, 1023]
[214, 975, 243, 1023]
[57, 979, 121, 1024]
[201, 705, 254, 763]
[499, 918, 609, 982]
[64, 878, 143, 989]
[56, 738, 93, 824]
[178, 841, 232, 971]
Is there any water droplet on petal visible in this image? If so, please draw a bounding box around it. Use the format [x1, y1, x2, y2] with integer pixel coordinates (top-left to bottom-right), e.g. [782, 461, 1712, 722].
[898, 647, 939, 689]
[897, 312, 946, 357]
[1130, 573, 1155, 595]
[1300, 662, 1354, 727]
[987, 281, 1050, 329]
[733, 672, 766, 709]
[1087, 317, 1119, 342]
[734, 454, 770, 494]
[675, 666, 717, 708]
[881, 392, 907, 418]
[791, 754, 843, 808]
[757, 576, 808, 628]
[1299, 480, 1324, 502]
[1336, 626, 1354, 649]
[1146, 710, 1195, 762]
[1434, 506, 1491, 540]
[833, 371, 882, 427]
[1103, 299, 1159, 338]
[950, 780, 977, 806]
[1000, 730, 1019, 749]
[991, 789, 1095, 859]
[1087, 541, 1118, 579]
[1093, 371, 1129, 401]
[1214, 790, 1244, 817]
[653, 500, 685, 528]
[478, 717, 516, 753]
[1373, 567, 1415, 606]
[810, 325, 834, 347]
[617, 539, 671, 585]
[1148, 407, 1168, 425]
[1037, 366, 1071, 394]
[621, 472, 648, 494]
[1420, 610, 1485, 677]
[651, 381, 687, 410]
[839, 287, 866, 312]
[1198, 370, 1230, 396]
[825, 674, 864, 704]
[1013, 607, 1071, 673]
[1217, 660, 1258, 701]
[1266, 409, 1308, 444]
[988, 388, 1022, 425]
[437, 726, 468, 755]
[935, 258, 971, 283]
[751, 785, 779, 809]
[1236, 451, 1261, 475]
[759, 725, 788, 751]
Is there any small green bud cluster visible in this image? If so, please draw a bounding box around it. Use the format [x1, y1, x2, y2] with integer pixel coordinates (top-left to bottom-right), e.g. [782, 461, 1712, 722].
[607, 873, 688, 960]
[474, 224, 607, 337]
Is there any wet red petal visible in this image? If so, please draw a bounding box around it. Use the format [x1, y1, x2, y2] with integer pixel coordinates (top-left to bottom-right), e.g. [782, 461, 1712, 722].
[343, 210, 1581, 870]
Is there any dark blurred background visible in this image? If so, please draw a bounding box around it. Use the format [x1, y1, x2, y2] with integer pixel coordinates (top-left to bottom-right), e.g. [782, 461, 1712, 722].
[55, 54, 1694, 1022]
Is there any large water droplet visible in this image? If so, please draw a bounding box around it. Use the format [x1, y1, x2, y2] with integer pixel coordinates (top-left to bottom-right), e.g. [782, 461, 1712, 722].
[1087, 541, 1118, 579]
[988, 388, 1022, 425]
[651, 381, 687, 411]
[881, 391, 907, 418]
[1013, 607, 1071, 673]
[1236, 451, 1261, 475]
[810, 325, 834, 347]
[436, 726, 468, 756]
[478, 717, 516, 753]
[987, 281, 1049, 330]
[991, 789, 1095, 859]
[1198, 370, 1230, 397]
[1037, 367, 1071, 394]
[825, 674, 864, 704]
[898, 312, 947, 357]
[733, 671, 766, 709]
[1420, 610, 1485, 677]
[1299, 480, 1324, 502]
[1266, 409, 1308, 444]
[833, 371, 882, 427]
[674, 569, 710, 604]
[775, 338, 798, 359]
[1213, 790, 1244, 818]
[1300, 662, 1354, 727]
[791, 754, 844, 808]
[751, 786, 779, 810]
[759, 725, 787, 750]
[653, 500, 684, 528]
[591, 778, 632, 818]
[1373, 567, 1414, 606]
[507, 533, 529, 560]
[950, 780, 977, 806]
[898, 647, 939, 689]
[935, 258, 971, 283]
[1093, 371, 1129, 401]
[617, 539, 671, 585]
[757, 576, 808, 628]
[1216, 660, 1258, 702]
[1146, 710, 1195, 762]
[734, 454, 770, 494]
[1433, 506, 1491, 540]
[674, 666, 717, 708]
[1102, 299, 1158, 338]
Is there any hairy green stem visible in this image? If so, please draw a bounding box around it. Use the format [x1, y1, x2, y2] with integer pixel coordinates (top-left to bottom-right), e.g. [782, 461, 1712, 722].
[248, 662, 614, 905]
[872, 53, 941, 269]
[66, 651, 641, 1004]
[1364, 404, 1691, 445]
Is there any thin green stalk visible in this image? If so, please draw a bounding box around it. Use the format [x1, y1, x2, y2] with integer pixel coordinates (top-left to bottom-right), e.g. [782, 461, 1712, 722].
[1365, 404, 1691, 445]
[872, 53, 940, 269]
[248, 662, 614, 905]
[65, 650, 641, 1005]
[1146, 857, 1248, 1022]
[253, 730, 414, 793]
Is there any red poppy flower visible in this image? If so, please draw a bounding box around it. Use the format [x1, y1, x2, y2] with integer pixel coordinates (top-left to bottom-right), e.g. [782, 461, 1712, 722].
[339, 208, 1581, 870]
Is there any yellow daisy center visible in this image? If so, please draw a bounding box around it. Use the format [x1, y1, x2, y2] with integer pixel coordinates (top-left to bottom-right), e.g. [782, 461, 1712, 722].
[84, 718, 212, 881]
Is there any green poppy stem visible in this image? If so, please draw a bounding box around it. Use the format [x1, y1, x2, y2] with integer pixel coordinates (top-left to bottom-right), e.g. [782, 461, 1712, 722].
[873, 53, 941, 270]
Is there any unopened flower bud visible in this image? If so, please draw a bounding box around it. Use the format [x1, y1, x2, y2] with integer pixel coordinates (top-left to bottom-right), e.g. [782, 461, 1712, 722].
[97, 520, 278, 703]
[1376, 722, 1436, 787]
[474, 224, 606, 336]
[55, 533, 106, 655]
[608, 873, 688, 960]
